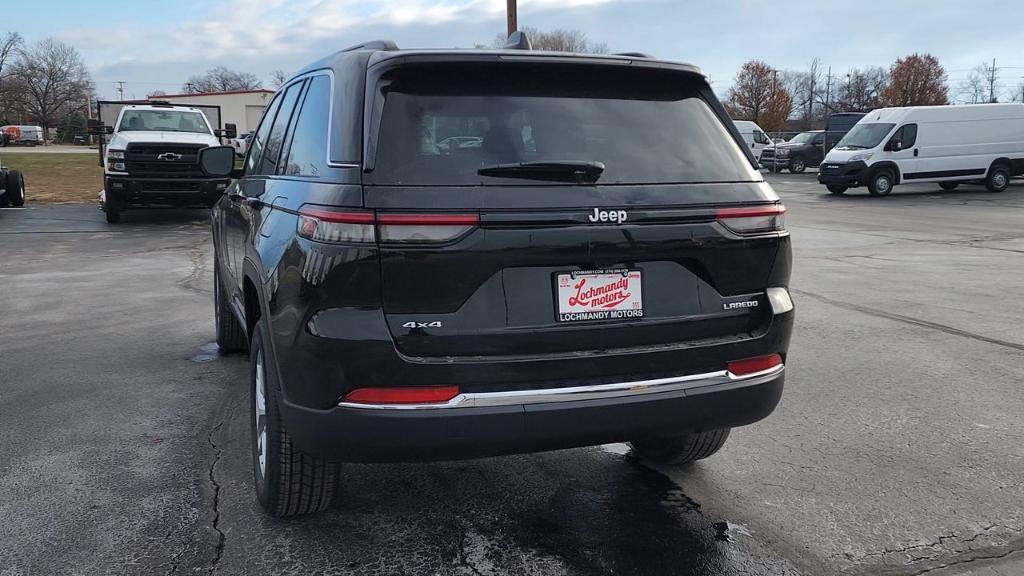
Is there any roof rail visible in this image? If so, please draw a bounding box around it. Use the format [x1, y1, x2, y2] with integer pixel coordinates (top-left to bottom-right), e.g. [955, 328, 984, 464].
[614, 52, 653, 58]
[503, 31, 531, 50]
[341, 40, 399, 52]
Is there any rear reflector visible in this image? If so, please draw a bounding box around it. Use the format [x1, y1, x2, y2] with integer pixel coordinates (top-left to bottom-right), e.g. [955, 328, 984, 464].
[340, 386, 461, 405]
[726, 353, 783, 377]
[716, 205, 786, 234]
[298, 207, 376, 243]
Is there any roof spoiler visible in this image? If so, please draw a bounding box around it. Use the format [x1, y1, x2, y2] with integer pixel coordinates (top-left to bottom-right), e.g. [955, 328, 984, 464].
[503, 31, 531, 50]
[614, 52, 653, 58]
[342, 40, 399, 52]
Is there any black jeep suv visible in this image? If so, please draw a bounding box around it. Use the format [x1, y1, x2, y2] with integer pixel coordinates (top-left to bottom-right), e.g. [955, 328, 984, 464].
[203, 35, 794, 517]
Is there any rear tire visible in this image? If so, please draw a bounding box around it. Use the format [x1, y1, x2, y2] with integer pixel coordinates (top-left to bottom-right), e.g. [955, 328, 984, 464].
[251, 322, 340, 517]
[867, 170, 894, 197]
[939, 182, 959, 191]
[985, 164, 1010, 193]
[5, 170, 24, 206]
[788, 158, 806, 173]
[827, 185, 847, 195]
[215, 263, 248, 353]
[630, 429, 731, 464]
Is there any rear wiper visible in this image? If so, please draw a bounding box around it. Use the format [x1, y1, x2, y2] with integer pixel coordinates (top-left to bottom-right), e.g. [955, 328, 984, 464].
[477, 161, 605, 184]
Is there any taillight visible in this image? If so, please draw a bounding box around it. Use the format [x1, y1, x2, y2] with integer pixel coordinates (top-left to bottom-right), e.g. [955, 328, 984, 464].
[340, 386, 460, 405]
[378, 213, 478, 243]
[297, 207, 375, 243]
[716, 205, 785, 234]
[726, 353, 783, 377]
[297, 206, 479, 244]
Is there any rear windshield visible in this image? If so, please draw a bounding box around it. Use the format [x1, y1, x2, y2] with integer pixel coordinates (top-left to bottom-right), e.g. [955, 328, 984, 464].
[371, 64, 758, 186]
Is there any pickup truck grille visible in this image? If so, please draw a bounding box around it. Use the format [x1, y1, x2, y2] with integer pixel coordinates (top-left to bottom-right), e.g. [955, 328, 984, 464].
[125, 143, 206, 178]
[760, 148, 775, 160]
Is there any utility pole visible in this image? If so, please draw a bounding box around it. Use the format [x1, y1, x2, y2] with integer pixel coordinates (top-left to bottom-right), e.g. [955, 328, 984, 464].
[807, 73, 816, 130]
[825, 66, 832, 114]
[988, 58, 997, 103]
[116, 81, 125, 101]
[506, 0, 517, 37]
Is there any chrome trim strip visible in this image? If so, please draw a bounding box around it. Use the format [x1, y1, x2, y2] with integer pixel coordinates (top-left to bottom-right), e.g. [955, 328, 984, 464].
[337, 364, 784, 410]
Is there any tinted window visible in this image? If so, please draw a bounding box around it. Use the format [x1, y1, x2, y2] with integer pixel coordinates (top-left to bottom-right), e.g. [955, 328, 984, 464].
[283, 75, 331, 178]
[246, 95, 282, 175]
[257, 81, 303, 176]
[894, 124, 918, 149]
[372, 65, 757, 185]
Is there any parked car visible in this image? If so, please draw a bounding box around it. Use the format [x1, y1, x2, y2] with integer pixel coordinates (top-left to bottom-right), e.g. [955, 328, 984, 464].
[824, 112, 867, 151]
[232, 132, 252, 157]
[732, 120, 772, 162]
[201, 34, 794, 517]
[819, 104, 1024, 196]
[72, 134, 89, 146]
[0, 161, 25, 207]
[0, 125, 43, 146]
[437, 135, 483, 152]
[760, 130, 826, 173]
[89, 102, 236, 223]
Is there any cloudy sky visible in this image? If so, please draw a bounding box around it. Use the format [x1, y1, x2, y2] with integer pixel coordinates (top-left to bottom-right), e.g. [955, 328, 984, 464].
[12, 0, 1024, 101]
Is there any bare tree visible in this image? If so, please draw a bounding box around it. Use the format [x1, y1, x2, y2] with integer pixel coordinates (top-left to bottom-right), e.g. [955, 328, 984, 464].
[784, 58, 825, 129]
[8, 38, 93, 142]
[270, 69, 289, 89]
[836, 67, 889, 111]
[958, 69, 988, 104]
[493, 27, 608, 53]
[723, 60, 792, 132]
[879, 54, 948, 107]
[183, 66, 261, 93]
[147, 90, 167, 98]
[0, 32, 23, 119]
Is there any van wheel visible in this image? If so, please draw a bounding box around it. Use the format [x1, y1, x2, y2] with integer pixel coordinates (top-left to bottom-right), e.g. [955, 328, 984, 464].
[788, 158, 806, 173]
[251, 321, 340, 517]
[827, 185, 847, 195]
[939, 182, 959, 191]
[630, 429, 731, 464]
[868, 170, 894, 196]
[5, 170, 24, 206]
[985, 164, 1010, 193]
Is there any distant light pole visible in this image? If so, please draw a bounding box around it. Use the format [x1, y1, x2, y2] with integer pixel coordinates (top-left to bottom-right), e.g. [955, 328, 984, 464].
[507, 0, 517, 37]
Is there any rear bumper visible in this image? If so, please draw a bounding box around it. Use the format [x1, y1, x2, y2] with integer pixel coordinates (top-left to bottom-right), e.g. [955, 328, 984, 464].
[282, 365, 785, 462]
[105, 176, 228, 207]
[818, 161, 868, 186]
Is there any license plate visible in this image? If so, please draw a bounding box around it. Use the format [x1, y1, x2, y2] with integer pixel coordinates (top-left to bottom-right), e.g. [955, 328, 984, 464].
[555, 269, 643, 323]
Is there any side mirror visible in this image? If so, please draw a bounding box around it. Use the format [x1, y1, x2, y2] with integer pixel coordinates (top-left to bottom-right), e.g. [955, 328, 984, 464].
[216, 123, 237, 139]
[198, 146, 237, 177]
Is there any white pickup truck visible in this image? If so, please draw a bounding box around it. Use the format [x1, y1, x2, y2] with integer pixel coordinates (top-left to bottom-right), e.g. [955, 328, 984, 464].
[90, 101, 236, 223]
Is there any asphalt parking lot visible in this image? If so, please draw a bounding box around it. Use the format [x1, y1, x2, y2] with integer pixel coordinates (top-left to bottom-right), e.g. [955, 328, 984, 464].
[1, 173, 1022, 576]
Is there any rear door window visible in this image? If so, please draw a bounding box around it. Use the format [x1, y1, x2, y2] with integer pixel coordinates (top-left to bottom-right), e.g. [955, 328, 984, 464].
[281, 75, 332, 178]
[370, 64, 757, 186]
[256, 81, 303, 176]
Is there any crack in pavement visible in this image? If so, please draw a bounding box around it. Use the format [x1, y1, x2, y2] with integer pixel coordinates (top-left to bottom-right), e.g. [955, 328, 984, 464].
[206, 415, 228, 575]
[793, 288, 1024, 352]
[845, 526, 1024, 576]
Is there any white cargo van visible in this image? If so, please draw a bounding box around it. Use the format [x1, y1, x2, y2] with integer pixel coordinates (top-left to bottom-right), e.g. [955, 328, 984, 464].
[819, 104, 1024, 196]
[732, 120, 772, 161]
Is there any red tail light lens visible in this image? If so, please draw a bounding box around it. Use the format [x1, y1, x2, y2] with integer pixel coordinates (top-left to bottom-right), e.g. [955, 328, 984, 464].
[340, 386, 461, 405]
[716, 205, 786, 234]
[378, 213, 478, 243]
[726, 353, 783, 377]
[297, 207, 375, 243]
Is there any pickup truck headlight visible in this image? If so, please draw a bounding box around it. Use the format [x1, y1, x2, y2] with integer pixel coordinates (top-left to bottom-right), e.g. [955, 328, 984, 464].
[849, 152, 874, 163]
[776, 148, 790, 157]
[106, 149, 126, 172]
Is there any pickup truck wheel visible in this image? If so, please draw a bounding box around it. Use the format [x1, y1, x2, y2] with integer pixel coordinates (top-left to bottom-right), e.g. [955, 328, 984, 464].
[214, 263, 248, 353]
[630, 429, 731, 464]
[251, 321, 340, 517]
[827, 185, 847, 195]
[788, 158, 806, 173]
[867, 170, 894, 196]
[985, 164, 1010, 193]
[5, 170, 24, 206]
[939, 182, 959, 191]
[104, 205, 121, 223]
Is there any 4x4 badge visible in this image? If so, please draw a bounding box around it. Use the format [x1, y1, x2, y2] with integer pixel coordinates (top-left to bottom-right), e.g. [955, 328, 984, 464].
[402, 321, 442, 328]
